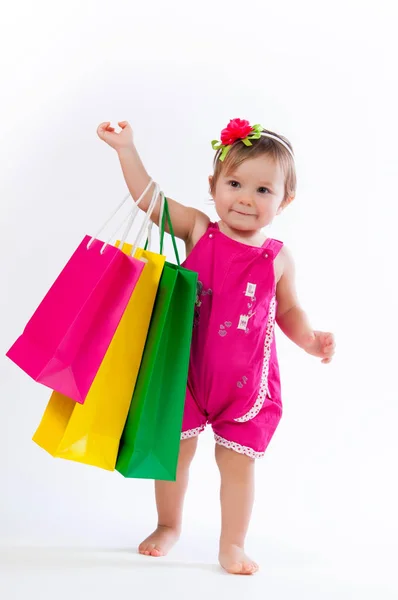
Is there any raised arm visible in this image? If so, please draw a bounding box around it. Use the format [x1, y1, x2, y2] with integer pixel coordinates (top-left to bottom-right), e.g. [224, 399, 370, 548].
[97, 121, 209, 242]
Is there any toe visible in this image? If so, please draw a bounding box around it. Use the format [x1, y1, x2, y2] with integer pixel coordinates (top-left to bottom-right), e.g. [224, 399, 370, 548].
[226, 562, 244, 574]
[236, 559, 259, 575]
[139, 543, 155, 556]
[150, 546, 163, 557]
[242, 562, 255, 574]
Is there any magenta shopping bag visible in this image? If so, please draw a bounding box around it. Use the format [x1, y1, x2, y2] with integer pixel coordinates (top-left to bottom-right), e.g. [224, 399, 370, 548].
[6, 180, 158, 404]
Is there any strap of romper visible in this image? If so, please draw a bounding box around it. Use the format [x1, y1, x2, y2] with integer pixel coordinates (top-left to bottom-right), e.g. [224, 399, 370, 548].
[263, 238, 284, 260]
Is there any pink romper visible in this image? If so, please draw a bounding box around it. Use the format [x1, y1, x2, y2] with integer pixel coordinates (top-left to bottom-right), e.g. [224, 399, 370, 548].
[180, 222, 284, 459]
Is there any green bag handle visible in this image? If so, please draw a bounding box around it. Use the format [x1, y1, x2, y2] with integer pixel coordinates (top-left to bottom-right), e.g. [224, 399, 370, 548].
[144, 195, 180, 266]
[160, 198, 180, 266]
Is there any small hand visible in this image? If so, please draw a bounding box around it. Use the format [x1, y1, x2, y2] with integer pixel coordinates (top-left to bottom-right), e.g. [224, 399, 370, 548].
[303, 331, 336, 364]
[96, 120, 134, 152]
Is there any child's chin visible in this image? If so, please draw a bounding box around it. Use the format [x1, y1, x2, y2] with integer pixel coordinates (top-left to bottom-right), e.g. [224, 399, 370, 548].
[229, 216, 258, 230]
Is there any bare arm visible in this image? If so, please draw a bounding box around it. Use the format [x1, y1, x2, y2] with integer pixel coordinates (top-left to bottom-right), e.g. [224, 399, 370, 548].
[275, 246, 314, 349]
[275, 247, 336, 363]
[97, 121, 209, 243]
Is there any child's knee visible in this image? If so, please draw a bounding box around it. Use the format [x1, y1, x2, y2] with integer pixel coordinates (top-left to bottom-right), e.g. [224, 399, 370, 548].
[215, 443, 255, 470]
[178, 436, 198, 466]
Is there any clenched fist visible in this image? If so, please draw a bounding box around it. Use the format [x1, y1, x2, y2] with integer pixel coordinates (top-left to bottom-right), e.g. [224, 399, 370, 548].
[97, 121, 134, 152]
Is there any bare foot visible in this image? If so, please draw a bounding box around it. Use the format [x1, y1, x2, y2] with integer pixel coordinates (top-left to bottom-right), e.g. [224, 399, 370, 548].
[219, 544, 259, 575]
[138, 526, 180, 557]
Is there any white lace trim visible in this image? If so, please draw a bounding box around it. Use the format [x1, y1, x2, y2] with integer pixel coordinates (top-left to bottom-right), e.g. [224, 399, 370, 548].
[181, 425, 206, 440]
[214, 434, 265, 459]
[234, 296, 276, 423]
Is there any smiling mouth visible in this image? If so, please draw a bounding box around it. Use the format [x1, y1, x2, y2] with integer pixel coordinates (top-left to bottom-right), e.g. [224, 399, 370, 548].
[232, 210, 255, 216]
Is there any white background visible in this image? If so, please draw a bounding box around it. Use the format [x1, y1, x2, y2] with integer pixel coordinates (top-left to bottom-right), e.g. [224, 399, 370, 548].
[1, 1, 397, 598]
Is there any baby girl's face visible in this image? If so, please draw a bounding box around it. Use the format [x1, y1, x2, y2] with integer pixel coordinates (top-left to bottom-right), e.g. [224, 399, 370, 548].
[211, 154, 286, 232]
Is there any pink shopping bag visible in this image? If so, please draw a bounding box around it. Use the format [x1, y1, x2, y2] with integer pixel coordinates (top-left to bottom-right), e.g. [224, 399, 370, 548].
[6, 180, 158, 404]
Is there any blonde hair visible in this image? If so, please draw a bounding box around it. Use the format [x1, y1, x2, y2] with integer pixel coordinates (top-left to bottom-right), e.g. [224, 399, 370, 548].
[210, 128, 297, 207]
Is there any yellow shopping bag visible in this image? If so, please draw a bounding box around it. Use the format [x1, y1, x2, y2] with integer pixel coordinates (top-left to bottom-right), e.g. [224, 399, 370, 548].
[33, 185, 166, 471]
[33, 243, 165, 470]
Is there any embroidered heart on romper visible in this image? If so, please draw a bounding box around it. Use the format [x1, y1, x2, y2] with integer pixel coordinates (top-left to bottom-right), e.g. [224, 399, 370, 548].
[218, 330, 227, 337]
[224, 321, 232, 328]
[220, 324, 225, 329]
[237, 381, 243, 388]
[242, 376, 248, 384]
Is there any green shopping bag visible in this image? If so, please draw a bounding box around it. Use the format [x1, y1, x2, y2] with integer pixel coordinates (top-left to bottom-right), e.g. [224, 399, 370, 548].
[116, 198, 198, 481]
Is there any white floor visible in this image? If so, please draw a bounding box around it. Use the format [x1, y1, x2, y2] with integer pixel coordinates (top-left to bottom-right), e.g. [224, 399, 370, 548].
[1, 539, 396, 600]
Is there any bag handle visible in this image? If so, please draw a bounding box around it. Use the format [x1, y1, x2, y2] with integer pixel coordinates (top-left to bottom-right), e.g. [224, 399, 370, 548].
[140, 192, 181, 267]
[98, 182, 161, 256]
[87, 179, 154, 251]
[144, 191, 165, 252]
[126, 182, 161, 257]
[160, 198, 180, 266]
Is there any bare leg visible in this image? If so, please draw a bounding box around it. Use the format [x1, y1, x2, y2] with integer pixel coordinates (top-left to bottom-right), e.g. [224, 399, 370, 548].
[215, 444, 259, 575]
[138, 436, 198, 557]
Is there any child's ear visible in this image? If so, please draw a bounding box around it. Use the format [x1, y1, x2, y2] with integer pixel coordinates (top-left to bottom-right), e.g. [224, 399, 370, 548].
[208, 175, 214, 194]
[277, 194, 295, 215]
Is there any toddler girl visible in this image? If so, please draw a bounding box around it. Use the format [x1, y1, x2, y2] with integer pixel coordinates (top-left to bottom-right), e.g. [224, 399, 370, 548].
[97, 118, 335, 575]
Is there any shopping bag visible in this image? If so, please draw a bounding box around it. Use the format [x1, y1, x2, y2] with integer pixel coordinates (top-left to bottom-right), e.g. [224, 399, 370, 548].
[116, 198, 198, 481]
[6, 179, 156, 404]
[32, 185, 166, 471]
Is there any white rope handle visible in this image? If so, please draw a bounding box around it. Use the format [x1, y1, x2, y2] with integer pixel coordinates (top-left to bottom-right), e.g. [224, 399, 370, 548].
[115, 187, 163, 255]
[99, 182, 160, 255]
[146, 191, 165, 252]
[128, 182, 161, 257]
[101, 202, 139, 250]
[98, 181, 161, 256]
[87, 178, 154, 250]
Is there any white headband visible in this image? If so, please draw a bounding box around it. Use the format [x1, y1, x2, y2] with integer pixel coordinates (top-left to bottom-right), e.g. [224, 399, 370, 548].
[215, 131, 294, 161]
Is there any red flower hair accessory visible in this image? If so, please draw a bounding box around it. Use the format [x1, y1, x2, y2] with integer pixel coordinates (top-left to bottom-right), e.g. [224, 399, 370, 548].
[211, 118, 263, 161]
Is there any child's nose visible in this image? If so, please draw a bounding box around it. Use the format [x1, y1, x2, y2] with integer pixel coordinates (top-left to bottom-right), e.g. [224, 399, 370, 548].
[239, 195, 254, 206]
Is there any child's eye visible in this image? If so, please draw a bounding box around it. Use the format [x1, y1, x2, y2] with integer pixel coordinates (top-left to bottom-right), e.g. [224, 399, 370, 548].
[228, 180, 240, 188]
[258, 187, 270, 194]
